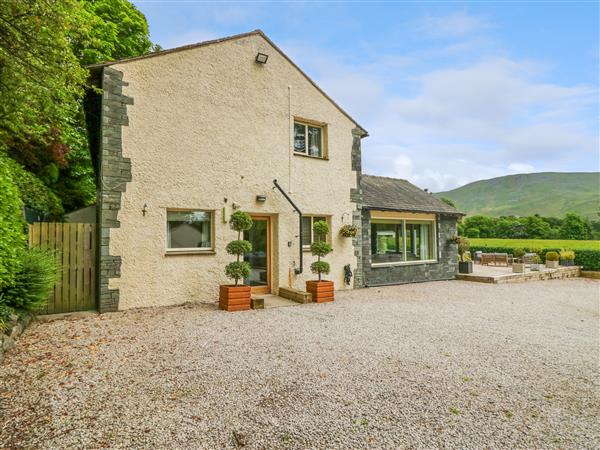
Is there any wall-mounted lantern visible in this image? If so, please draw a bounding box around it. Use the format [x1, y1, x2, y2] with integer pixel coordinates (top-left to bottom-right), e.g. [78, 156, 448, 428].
[256, 194, 267, 203]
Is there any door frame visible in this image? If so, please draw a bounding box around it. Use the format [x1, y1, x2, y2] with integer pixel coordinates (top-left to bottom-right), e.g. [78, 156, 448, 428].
[248, 214, 271, 294]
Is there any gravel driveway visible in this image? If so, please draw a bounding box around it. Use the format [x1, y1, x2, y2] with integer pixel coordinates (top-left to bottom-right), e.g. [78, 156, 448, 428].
[1, 279, 598, 449]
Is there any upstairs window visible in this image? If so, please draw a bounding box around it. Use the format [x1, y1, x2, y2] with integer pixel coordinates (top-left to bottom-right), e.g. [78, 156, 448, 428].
[294, 120, 325, 158]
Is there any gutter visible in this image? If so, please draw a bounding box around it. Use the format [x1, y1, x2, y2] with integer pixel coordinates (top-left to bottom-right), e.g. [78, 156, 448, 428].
[273, 179, 303, 274]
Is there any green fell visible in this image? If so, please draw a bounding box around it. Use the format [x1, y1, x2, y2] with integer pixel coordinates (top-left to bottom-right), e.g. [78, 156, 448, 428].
[436, 172, 599, 219]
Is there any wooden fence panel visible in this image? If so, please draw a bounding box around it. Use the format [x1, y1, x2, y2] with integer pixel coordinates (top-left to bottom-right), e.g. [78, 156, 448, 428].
[28, 223, 97, 314]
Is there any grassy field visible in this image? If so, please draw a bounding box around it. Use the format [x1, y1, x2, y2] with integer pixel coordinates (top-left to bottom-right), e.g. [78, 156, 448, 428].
[469, 238, 600, 251]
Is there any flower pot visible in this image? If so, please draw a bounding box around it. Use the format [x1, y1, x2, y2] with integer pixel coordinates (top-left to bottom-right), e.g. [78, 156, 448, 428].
[512, 263, 525, 273]
[545, 260, 559, 269]
[458, 261, 473, 274]
[306, 280, 334, 303]
[530, 264, 542, 272]
[560, 260, 574, 267]
[219, 285, 251, 312]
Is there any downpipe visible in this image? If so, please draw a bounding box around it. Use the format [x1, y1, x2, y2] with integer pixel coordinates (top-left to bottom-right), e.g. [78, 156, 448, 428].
[272, 179, 303, 274]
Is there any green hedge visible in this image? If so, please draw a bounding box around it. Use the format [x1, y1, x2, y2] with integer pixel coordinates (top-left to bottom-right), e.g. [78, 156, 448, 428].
[0, 156, 27, 290]
[0, 154, 64, 219]
[470, 245, 600, 271]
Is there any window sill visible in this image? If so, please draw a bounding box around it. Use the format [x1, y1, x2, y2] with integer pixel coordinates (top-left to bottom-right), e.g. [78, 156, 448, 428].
[165, 249, 215, 256]
[371, 259, 438, 267]
[294, 152, 329, 161]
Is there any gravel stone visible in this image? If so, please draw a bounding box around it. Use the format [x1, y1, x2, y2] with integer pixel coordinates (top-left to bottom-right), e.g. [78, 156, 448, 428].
[0, 279, 598, 448]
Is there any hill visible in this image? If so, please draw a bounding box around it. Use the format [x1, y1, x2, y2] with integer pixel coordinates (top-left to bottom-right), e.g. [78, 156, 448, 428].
[436, 172, 599, 219]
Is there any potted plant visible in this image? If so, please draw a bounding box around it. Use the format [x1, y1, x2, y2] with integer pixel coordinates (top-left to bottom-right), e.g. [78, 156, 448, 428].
[530, 255, 543, 271]
[456, 237, 472, 274]
[512, 248, 526, 273]
[306, 220, 334, 303]
[559, 249, 575, 267]
[339, 224, 358, 238]
[545, 251, 559, 269]
[219, 211, 253, 312]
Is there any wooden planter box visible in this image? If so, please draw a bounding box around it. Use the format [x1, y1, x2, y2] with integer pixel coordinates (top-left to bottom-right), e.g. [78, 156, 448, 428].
[545, 260, 559, 269]
[219, 285, 251, 312]
[306, 280, 334, 303]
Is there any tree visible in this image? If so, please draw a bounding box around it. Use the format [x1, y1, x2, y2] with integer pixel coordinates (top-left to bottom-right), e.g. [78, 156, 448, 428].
[0, 0, 88, 149]
[1, 0, 159, 214]
[224, 211, 253, 286]
[310, 221, 333, 281]
[463, 215, 496, 238]
[560, 212, 592, 240]
[524, 215, 551, 239]
[72, 0, 158, 66]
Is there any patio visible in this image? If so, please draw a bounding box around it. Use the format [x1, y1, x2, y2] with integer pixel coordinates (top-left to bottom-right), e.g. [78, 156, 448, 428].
[456, 263, 581, 284]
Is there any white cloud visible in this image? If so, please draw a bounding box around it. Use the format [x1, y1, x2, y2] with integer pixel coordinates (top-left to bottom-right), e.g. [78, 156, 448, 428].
[419, 12, 491, 37]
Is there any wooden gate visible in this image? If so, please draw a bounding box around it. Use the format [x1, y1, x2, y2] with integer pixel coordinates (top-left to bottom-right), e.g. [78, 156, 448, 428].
[28, 223, 97, 314]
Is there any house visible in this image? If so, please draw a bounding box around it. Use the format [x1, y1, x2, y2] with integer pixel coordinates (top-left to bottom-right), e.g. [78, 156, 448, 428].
[85, 30, 461, 312]
[360, 175, 463, 286]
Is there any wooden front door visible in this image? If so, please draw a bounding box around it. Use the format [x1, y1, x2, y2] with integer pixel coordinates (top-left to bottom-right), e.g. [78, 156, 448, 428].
[243, 216, 271, 294]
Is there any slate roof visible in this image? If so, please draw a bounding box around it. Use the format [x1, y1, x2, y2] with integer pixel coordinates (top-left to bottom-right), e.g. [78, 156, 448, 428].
[362, 175, 464, 215]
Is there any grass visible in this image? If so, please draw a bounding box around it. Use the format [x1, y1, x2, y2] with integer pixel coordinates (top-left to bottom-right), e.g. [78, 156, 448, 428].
[469, 238, 600, 251]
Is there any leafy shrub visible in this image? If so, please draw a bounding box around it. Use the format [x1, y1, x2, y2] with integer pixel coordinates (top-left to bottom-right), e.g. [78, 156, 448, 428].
[513, 248, 526, 258]
[559, 249, 575, 261]
[1, 249, 58, 313]
[545, 251, 559, 261]
[0, 154, 64, 219]
[224, 211, 253, 286]
[310, 221, 332, 281]
[532, 255, 542, 264]
[0, 155, 27, 290]
[225, 261, 251, 282]
[310, 261, 330, 277]
[456, 237, 470, 262]
[225, 240, 252, 255]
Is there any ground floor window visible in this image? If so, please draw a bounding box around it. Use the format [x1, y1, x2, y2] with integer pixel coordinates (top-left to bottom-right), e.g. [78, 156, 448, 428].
[167, 210, 213, 250]
[301, 215, 328, 247]
[371, 218, 436, 264]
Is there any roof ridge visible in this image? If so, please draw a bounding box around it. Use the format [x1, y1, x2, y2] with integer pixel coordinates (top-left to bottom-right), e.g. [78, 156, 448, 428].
[363, 174, 410, 183]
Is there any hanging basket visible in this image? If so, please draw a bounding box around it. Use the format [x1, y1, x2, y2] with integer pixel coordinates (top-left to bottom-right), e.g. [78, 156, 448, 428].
[339, 224, 358, 238]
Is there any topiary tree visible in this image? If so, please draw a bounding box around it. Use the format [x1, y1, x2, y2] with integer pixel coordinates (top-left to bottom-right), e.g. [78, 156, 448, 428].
[309, 220, 332, 281]
[224, 211, 253, 286]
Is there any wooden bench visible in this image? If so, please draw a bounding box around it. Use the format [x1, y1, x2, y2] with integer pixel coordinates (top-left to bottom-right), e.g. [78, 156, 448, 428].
[278, 287, 312, 304]
[481, 253, 509, 266]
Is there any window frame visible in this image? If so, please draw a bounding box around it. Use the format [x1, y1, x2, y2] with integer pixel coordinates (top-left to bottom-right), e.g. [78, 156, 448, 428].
[301, 215, 330, 250]
[293, 117, 328, 160]
[165, 208, 216, 255]
[370, 215, 437, 266]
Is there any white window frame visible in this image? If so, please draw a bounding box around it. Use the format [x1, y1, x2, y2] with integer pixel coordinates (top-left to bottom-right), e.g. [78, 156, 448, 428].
[293, 118, 328, 159]
[371, 217, 437, 266]
[302, 215, 330, 250]
[165, 209, 215, 255]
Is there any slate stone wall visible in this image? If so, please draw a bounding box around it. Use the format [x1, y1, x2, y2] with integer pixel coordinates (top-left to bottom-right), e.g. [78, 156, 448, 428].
[361, 212, 459, 286]
[350, 128, 364, 288]
[98, 67, 132, 312]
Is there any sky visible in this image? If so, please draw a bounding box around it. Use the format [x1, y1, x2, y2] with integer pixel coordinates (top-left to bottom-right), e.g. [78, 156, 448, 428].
[133, 0, 599, 192]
